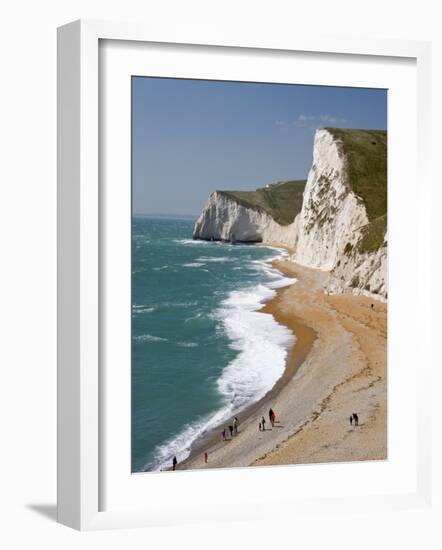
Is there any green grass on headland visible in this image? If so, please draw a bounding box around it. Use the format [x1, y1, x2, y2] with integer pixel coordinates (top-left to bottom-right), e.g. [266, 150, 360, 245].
[326, 128, 387, 253]
[357, 213, 387, 254]
[219, 179, 306, 226]
[326, 128, 387, 221]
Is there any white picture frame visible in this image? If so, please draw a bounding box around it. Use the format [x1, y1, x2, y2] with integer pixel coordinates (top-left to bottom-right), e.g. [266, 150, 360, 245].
[57, 19, 432, 531]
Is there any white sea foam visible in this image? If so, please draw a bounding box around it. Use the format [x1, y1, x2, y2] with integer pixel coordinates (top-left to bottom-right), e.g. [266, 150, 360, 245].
[182, 262, 206, 268]
[133, 304, 156, 314]
[133, 334, 167, 343]
[184, 312, 204, 323]
[196, 256, 233, 263]
[267, 276, 297, 289]
[161, 301, 198, 308]
[215, 284, 295, 413]
[177, 342, 199, 348]
[152, 265, 169, 271]
[263, 246, 289, 257]
[133, 307, 156, 314]
[146, 248, 297, 472]
[174, 238, 211, 246]
[146, 407, 233, 471]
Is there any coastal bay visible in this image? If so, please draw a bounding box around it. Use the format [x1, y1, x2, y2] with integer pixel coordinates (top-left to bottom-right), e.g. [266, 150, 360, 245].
[181, 259, 387, 470]
[132, 81, 388, 474]
[132, 217, 300, 472]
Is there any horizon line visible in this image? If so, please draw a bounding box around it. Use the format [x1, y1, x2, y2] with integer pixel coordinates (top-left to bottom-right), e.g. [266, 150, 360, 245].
[133, 212, 198, 219]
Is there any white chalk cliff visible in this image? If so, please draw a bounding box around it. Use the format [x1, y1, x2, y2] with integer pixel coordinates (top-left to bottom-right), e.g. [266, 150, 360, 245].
[192, 191, 299, 247]
[193, 128, 387, 301]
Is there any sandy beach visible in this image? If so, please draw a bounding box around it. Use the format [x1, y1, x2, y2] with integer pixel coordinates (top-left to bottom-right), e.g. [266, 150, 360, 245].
[180, 258, 387, 470]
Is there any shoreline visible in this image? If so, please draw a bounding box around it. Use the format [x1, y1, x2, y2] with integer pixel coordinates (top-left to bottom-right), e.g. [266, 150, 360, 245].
[179, 254, 387, 471]
[177, 251, 317, 469]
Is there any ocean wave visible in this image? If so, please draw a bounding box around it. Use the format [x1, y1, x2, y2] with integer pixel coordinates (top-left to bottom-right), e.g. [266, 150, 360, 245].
[133, 304, 156, 314]
[176, 342, 199, 348]
[184, 312, 204, 323]
[262, 254, 296, 289]
[145, 255, 297, 472]
[218, 274, 296, 400]
[267, 276, 297, 289]
[182, 262, 206, 268]
[174, 239, 211, 246]
[144, 405, 234, 471]
[140, 245, 295, 469]
[161, 301, 198, 308]
[152, 265, 169, 271]
[133, 334, 167, 343]
[196, 256, 233, 263]
[133, 307, 156, 314]
[262, 246, 290, 258]
[135, 301, 198, 311]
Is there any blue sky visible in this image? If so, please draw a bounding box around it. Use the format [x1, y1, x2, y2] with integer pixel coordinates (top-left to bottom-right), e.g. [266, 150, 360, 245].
[132, 77, 387, 216]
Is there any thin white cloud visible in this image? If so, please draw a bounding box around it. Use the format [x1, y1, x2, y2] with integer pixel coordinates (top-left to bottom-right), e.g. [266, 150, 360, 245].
[294, 114, 347, 128]
[298, 115, 315, 122]
[319, 114, 347, 124]
[275, 114, 348, 131]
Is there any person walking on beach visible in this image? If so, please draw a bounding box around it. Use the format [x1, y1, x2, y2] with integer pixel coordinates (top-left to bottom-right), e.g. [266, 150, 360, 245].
[228, 425, 234, 438]
[269, 408, 276, 427]
[204, 452, 208, 464]
[353, 413, 359, 426]
[261, 416, 266, 431]
[233, 416, 238, 434]
[172, 456, 177, 471]
[349, 414, 353, 426]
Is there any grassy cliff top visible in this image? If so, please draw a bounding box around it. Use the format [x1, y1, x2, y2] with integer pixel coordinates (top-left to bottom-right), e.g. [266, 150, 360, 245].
[326, 128, 387, 221]
[327, 128, 387, 253]
[219, 179, 306, 226]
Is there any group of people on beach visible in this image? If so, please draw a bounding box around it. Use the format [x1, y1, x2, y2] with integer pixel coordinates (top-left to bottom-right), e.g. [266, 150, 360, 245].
[171, 406, 356, 470]
[349, 412, 359, 426]
[221, 416, 239, 442]
[171, 407, 365, 470]
[259, 408, 276, 431]
[171, 416, 240, 470]
[201, 408, 279, 466]
[172, 408, 280, 470]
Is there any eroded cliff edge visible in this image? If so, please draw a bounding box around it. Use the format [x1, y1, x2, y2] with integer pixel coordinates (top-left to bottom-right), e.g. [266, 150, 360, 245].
[193, 128, 387, 301]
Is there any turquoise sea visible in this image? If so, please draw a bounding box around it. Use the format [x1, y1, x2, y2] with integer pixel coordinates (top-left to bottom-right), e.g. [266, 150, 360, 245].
[132, 217, 295, 472]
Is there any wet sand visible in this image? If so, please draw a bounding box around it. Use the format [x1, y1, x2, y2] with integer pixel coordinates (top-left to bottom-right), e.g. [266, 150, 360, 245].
[180, 259, 387, 470]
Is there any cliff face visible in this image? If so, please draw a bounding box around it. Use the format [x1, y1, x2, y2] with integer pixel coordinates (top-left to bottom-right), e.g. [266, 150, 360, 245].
[193, 128, 387, 301]
[293, 129, 367, 269]
[193, 191, 298, 246]
[292, 128, 387, 299]
[327, 237, 387, 299]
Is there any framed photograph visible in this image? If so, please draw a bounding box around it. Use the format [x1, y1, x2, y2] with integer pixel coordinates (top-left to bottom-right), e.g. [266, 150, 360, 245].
[57, 20, 432, 530]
